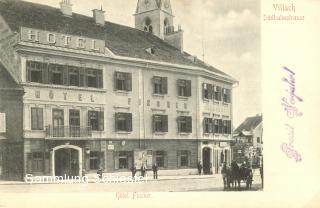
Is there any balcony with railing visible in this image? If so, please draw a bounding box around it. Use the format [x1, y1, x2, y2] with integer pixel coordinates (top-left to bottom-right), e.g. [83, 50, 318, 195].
[45, 125, 92, 139]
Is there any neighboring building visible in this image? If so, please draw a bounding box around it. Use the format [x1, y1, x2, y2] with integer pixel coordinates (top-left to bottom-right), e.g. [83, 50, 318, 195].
[0, 63, 25, 180]
[0, 0, 237, 180]
[233, 115, 263, 167]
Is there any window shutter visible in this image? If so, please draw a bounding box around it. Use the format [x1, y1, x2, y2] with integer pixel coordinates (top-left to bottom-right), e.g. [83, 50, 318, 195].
[115, 113, 119, 131]
[202, 83, 205, 99]
[152, 115, 156, 133]
[218, 86, 222, 101]
[38, 108, 43, 130]
[203, 118, 207, 133]
[226, 89, 231, 103]
[127, 113, 132, 132]
[162, 115, 168, 132]
[208, 84, 213, 99]
[63, 66, 69, 86]
[79, 67, 86, 87]
[26, 61, 31, 82]
[161, 77, 167, 94]
[177, 79, 181, 96]
[97, 70, 103, 89]
[228, 120, 232, 134]
[48, 64, 52, 84]
[186, 80, 191, 97]
[177, 116, 181, 133]
[209, 118, 213, 133]
[98, 111, 104, 131]
[42, 63, 48, 84]
[186, 116, 192, 133]
[219, 119, 223, 134]
[31, 108, 37, 130]
[125, 73, 132, 91]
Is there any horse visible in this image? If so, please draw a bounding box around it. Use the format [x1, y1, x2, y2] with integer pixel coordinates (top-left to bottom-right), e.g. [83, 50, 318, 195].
[225, 162, 253, 190]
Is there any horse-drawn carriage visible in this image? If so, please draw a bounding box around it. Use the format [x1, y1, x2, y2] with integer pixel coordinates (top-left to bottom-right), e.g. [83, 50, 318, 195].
[222, 161, 253, 190]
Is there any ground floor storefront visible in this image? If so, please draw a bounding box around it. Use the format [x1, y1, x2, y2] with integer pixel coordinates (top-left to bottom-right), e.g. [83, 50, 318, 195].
[23, 139, 233, 178]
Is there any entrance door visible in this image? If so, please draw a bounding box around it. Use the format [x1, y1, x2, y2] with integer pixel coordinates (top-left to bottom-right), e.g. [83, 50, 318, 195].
[202, 147, 211, 174]
[69, 110, 80, 137]
[52, 109, 64, 137]
[55, 148, 79, 177]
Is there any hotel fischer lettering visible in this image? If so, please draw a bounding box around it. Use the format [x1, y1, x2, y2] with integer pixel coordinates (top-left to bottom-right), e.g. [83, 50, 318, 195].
[20, 27, 105, 53]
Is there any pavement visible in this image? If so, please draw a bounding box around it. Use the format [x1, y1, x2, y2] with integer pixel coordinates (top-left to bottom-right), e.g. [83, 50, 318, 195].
[0, 168, 262, 186]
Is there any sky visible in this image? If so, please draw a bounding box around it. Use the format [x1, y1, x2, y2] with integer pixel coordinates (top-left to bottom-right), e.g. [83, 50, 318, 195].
[23, 0, 261, 127]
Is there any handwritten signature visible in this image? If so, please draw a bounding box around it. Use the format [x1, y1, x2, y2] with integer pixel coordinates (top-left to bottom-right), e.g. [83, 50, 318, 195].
[281, 66, 303, 118]
[281, 124, 302, 162]
[281, 66, 302, 162]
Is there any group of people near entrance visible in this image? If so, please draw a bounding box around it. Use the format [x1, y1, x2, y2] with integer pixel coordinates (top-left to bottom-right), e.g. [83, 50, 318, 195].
[130, 163, 159, 179]
[221, 160, 253, 190]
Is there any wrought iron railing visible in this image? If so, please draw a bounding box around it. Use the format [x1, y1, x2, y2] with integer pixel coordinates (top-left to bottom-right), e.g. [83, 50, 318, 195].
[45, 125, 92, 138]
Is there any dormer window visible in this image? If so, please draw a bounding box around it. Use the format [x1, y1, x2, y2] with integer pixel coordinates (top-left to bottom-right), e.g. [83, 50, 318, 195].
[144, 17, 153, 33]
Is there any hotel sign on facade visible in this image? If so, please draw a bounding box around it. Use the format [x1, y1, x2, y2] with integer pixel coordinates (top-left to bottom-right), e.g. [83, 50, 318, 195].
[20, 27, 105, 53]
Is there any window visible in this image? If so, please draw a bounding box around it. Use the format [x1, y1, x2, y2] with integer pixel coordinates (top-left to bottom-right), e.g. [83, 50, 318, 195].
[90, 151, 100, 170]
[178, 150, 190, 167]
[88, 111, 104, 131]
[27, 61, 43, 83]
[155, 151, 165, 167]
[32, 152, 44, 172]
[223, 88, 231, 103]
[257, 137, 261, 143]
[214, 86, 222, 101]
[87, 69, 97, 88]
[68, 67, 79, 86]
[69, 110, 80, 137]
[49, 64, 63, 85]
[144, 17, 153, 33]
[152, 76, 167, 95]
[177, 116, 192, 133]
[224, 120, 231, 134]
[31, 107, 43, 130]
[202, 83, 212, 99]
[214, 119, 223, 134]
[177, 79, 191, 97]
[115, 113, 132, 132]
[115, 72, 132, 91]
[203, 117, 213, 133]
[52, 109, 64, 137]
[152, 115, 168, 133]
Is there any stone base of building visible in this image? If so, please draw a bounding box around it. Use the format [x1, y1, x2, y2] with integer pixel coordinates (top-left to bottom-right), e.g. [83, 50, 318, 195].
[23, 138, 232, 179]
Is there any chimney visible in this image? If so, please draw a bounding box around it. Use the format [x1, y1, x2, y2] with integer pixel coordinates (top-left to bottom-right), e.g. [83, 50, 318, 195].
[60, 0, 72, 16]
[92, 6, 105, 26]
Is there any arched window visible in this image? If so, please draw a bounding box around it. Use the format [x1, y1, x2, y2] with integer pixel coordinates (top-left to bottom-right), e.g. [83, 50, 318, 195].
[164, 18, 172, 34]
[143, 17, 153, 33]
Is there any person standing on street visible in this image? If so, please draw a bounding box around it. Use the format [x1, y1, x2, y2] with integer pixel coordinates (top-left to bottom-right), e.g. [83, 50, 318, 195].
[141, 163, 146, 178]
[152, 163, 158, 179]
[197, 161, 202, 175]
[130, 164, 137, 178]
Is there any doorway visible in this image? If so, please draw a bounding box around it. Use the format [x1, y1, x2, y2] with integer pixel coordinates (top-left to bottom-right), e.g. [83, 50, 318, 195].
[54, 148, 79, 177]
[202, 147, 211, 175]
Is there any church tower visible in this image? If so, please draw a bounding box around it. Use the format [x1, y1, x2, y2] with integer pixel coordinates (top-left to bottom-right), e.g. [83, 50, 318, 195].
[134, 0, 183, 52]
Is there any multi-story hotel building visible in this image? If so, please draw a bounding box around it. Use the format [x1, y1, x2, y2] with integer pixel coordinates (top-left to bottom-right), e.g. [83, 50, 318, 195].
[0, 0, 237, 179]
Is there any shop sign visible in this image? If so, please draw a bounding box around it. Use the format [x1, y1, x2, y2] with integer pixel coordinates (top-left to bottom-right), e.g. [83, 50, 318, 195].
[107, 145, 114, 150]
[220, 142, 228, 147]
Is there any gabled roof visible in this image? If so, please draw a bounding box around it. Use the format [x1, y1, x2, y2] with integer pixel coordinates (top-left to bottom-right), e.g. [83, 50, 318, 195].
[234, 115, 262, 134]
[0, 0, 235, 81]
